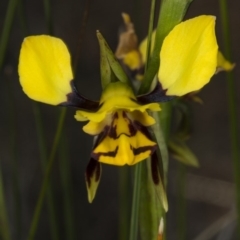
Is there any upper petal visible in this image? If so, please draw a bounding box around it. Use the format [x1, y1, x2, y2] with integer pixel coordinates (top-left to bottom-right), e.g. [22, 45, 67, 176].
[18, 35, 73, 105]
[159, 15, 218, 96]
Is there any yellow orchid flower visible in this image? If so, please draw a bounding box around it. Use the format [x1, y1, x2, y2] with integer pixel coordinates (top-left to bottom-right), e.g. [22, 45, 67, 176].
[18, 15, 220, 167]
[18, 35, 161, 167]
[18, 14, 221, 201]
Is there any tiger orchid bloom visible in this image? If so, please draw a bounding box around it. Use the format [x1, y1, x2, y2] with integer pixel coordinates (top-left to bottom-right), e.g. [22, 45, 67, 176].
[18, 15, 220, 202]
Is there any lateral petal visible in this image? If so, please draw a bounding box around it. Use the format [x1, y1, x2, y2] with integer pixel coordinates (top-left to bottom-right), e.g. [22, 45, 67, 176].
[159, 15, 218, 96]
[18, 35, 73, 105]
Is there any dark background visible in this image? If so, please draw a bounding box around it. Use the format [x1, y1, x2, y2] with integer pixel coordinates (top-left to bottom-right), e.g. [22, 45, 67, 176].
[0, 0, 239, 239]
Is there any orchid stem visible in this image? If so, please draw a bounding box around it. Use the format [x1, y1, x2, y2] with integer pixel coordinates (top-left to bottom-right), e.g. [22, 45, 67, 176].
[59, 133, 76, 240]
[32, 103, 60, 240]
[129, 162, 143, 240]
[129, 0, 156, 239]
[219, 0, 240, 236]
[119, 167, 130, 240]
[27, 108, 67, 240]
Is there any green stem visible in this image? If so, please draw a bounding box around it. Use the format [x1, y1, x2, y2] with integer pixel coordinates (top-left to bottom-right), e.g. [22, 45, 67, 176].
[129, 162, 143, 240]
[32, 103, 60, 240]
[27, 108, 67, 240]
[219, 0, 240, 236]
[59, 133, 76, 240]
[0, 0, 19, 70]
[129, 0, 156, 239]
[119, 167, 130, 240]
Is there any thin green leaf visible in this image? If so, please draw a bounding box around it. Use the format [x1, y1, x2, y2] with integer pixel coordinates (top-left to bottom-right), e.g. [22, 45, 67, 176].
[27, 109, 67, 240]
[59, 135, 76, 240]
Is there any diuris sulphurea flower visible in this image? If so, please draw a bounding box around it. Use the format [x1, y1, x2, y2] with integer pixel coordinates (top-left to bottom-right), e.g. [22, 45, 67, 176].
[18, 35, 161, 166]
[18, 15, 220, 202]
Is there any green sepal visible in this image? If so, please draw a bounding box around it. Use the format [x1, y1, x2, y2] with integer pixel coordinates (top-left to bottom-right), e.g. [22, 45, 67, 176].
[85, 159, 102, 203]
[138, 0, 194, 94]
[168, 137, 199, 167]
[139, 118, 168, 240]
[96, 31, 131, 89]
[139, 158, 167, 240]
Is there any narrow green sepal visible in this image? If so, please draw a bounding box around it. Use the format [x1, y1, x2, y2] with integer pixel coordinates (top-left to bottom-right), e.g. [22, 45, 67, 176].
[139, 157, 167, 240]
[150, 152, 168, 211]
[96, 31, 131, 89]
[85, 158, 102, 203]
[168, 137, 199, 167]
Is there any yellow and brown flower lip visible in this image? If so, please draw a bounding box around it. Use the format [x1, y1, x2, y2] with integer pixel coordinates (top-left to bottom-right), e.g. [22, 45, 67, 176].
[74, 81, 161, 166]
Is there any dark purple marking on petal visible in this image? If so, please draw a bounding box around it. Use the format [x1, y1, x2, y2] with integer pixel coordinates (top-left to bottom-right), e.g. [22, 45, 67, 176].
[137, 82, 174, 104]
[108, 112, 118, 139]
[133, 120, 153, 141]
[85, 158, 101, 187]
[93, 126, 110, 147]
[59, 80, 100, 110]
[91, 146, 119, 161]
[122, 112, 137, 136]
[132, 144, 157, 156]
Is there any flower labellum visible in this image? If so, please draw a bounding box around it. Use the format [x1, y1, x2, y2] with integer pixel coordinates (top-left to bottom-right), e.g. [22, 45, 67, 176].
[75, 82, 160, 166]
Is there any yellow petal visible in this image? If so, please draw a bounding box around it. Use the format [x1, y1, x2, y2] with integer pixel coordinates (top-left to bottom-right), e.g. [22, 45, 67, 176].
[18, 35, 73, 105]
[83, 117, 110, 135]
[159, 15, 218, 96]
[93, 133, 156, 166]
[91, 111, 156, 166]
[216, 51, 235, 72]
[139, 30, 156, 64]
[130, 111, 156, 126]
